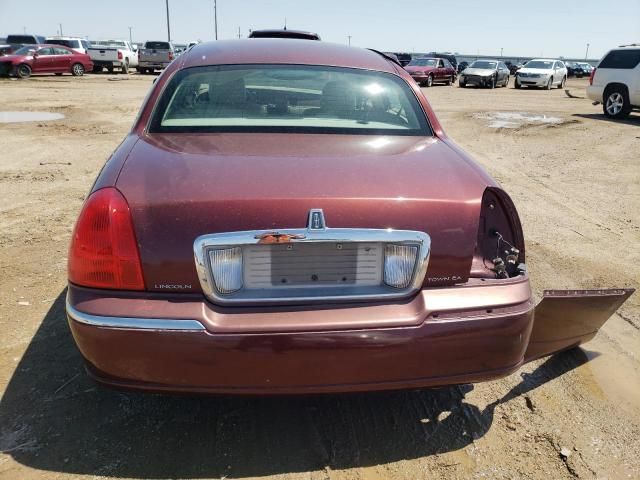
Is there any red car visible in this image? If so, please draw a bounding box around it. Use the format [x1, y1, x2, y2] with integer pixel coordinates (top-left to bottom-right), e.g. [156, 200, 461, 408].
[0, 44, 93, 78]
[404, 57, 457, 87]
[66, 39, 633, 395]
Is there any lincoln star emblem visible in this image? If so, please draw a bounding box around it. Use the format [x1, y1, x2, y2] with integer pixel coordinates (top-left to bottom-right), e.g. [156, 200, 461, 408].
[308, 209, 326, 230]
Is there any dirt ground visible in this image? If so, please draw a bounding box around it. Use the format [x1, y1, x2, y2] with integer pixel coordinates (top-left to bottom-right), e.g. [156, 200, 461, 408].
[0, 73, 638, 480]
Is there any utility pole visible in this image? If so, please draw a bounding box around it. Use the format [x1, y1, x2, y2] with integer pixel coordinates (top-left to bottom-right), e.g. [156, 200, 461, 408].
[59, 23, 63, 36]
[128, 26, 133, 45]
[165, 0, 171, 42]
[585, 43, 590, 60]
[500, 47, 503, 57]
[347, 35, 351, 46]
[214, 0, 218, 40]
[238, 26, 241, 39]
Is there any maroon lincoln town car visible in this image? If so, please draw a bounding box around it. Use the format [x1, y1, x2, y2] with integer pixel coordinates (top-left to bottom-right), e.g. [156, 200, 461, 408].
[66, 39, 633, 394]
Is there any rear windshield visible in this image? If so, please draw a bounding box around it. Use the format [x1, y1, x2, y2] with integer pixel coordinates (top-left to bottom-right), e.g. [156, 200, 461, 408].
[150, 64, 431, 135]
[93, 40, 126, 48]
[13, 46, 36, 55]
[408, 58, 437, 67]
[599, 49, 640, 69]
[145, 41, 171, 50]
[47, 39, 80, 48]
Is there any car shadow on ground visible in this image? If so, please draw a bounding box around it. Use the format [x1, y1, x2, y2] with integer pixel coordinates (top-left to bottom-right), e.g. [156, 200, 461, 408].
[0, 289, 593, 479]
[572, 113, 640, 126]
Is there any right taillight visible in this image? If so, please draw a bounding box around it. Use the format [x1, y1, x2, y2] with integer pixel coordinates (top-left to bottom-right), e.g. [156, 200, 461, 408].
[589, 67, 596, 85]
[68, 187, 145, 290]
[471, 187, 525, 279]
[117, 50, 123, 60]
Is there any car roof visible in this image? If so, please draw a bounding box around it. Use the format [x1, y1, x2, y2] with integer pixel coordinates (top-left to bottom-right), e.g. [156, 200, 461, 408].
[180, 39, 397, 73]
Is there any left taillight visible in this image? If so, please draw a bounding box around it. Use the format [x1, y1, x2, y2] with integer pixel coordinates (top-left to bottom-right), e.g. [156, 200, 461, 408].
[117, 50, 123, 60]
[68, 187, 145, 290]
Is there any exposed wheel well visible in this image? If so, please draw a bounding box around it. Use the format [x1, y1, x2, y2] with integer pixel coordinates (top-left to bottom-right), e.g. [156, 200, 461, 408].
[604, 82, 629, 96]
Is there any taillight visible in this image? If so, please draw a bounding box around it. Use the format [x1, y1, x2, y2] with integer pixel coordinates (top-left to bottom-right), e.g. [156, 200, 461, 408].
[471, 187, 525, 279]
[117, 50, 123, 60]
[168, 52, 173, 60]
[589, 67, 596, 85]
[68, 187, 145, 290]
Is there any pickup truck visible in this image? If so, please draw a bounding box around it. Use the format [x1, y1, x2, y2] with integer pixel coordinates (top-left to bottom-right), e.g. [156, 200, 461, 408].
[137, 41, 175, 74]
[88, 40, 138, 74]
[4, 34, 46, 54]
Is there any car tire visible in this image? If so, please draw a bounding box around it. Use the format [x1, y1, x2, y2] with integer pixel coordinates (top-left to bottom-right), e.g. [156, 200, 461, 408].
[122, 59, 129, 74]
[545, 77, 553, 90]
[459, 79, 466, 88]
[426, 74, 433, 87]
[446, 75, 453, 86]
[92, 66, 102, 73]
[557, 76, 566, 89]
[72, 63, 85, 77]
[107, 67, 114, 74]
[16, 64, 31, 79]
[603, 87, 632, 119]
[514, 78, 521, 89]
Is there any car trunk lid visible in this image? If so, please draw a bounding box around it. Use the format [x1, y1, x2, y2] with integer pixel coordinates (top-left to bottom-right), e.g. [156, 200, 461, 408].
[116, 133, 493, 294]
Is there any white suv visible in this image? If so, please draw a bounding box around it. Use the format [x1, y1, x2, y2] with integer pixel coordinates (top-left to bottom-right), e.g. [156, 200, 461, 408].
[514, 59, 567, 89]
[587, 44, 640, 119]
[45, 37, 91, 54]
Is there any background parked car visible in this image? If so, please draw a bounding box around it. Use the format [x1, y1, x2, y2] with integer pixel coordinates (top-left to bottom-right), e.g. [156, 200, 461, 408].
[587, 44, 640, 119]
[45, 37, 91, 54]
[137, 41, 175, 74]
[424, 51, 458, 72]
[514, 59, 567, 89]
[0, 44, 92, 78]
[404, 56, 457, 87]
[4, 34, 46, 54]
[394, 52, 412, 66]
[578, 62, 594, 75]
[459, 60, 510, 88]
[88, 39, 137, 74]
[504, 60, 523, 75]
[566, 61, 586, 78]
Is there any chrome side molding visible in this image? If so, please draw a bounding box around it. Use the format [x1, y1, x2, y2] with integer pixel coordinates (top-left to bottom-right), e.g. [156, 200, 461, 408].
[66, 299, 205, 331]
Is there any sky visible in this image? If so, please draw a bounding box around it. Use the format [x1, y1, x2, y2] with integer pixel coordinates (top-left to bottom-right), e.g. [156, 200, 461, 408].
[1, 0, 639, 59]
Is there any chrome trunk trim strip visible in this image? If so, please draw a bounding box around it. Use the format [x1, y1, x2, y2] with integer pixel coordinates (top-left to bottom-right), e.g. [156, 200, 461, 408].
[194, 227, 431, 306]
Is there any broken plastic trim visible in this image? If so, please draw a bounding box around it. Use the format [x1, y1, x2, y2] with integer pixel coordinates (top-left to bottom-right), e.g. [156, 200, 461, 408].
[525, 288, 635, 362]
